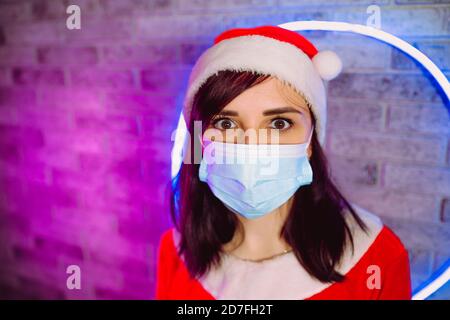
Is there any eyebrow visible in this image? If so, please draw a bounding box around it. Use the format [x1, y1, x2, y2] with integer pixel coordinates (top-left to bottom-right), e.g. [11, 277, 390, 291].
[215, 106, 306, 117]
[262, 106, 305, 116]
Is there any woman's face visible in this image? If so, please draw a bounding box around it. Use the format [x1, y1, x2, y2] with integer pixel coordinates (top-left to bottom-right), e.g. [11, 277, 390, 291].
[203, 76, 314, 157]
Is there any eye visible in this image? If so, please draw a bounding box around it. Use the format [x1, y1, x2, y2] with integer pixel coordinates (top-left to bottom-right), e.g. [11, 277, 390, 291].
[212, 117, 237, 130]
[269, 118, 292, 130]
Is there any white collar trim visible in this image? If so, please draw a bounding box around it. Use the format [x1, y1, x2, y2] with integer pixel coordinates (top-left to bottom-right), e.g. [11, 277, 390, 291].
[172, 204, 383, 300]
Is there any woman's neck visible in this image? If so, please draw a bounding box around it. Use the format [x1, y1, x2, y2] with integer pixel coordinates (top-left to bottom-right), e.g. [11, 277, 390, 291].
[223, 196, 294, 260]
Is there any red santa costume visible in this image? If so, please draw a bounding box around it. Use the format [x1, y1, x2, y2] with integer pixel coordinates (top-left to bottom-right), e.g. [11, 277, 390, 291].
[156, 25, 412, 300]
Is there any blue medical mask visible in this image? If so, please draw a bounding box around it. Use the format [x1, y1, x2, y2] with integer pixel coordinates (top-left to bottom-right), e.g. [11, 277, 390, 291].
[199, 127, 314, 219]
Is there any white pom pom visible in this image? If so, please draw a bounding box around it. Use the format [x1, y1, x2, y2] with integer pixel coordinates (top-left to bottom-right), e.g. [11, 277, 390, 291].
[312, 50, 342, 81]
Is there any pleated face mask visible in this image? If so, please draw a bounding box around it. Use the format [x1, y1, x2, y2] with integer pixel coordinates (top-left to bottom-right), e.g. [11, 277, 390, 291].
[199, 126, 314, 219]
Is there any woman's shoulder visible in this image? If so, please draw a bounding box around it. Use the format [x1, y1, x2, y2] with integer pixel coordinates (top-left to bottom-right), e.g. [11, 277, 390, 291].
[367, 222, 409, 264]
[158, 227, 173, 245]
[340, 204, 408, 273]
[157, 227, 180, 258]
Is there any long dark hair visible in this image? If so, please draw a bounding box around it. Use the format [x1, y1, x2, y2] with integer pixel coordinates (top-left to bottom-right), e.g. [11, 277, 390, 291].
[171, 70, 367, 283]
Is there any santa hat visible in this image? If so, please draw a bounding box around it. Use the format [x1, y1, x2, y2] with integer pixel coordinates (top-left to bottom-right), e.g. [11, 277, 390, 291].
[182, 25, 343, 146]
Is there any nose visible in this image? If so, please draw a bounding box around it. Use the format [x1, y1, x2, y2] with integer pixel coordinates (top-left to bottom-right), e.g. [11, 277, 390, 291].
[231, 128, 280, 145]
[238, 166, 259, 189]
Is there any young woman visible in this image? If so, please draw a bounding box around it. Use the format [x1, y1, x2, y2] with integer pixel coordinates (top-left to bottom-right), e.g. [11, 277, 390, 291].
[155, 25, 412, 300]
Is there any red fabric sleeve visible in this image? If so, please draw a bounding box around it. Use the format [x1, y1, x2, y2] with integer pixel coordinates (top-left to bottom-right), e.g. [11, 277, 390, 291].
[154, 228, 216, 300]
[378, 246, 412, 300]
[155, 228, 176, 300]
[308, 225, 412, 300]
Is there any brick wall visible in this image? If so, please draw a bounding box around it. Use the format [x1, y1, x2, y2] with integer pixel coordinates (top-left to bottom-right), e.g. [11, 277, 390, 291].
[0, 0, 448, 299]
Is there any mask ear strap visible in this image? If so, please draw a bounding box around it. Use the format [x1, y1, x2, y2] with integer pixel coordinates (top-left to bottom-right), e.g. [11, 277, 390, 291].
[305, 125, 314, 145]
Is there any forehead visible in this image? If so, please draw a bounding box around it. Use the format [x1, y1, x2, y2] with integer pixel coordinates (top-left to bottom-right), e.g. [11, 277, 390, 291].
[222, 76, 310, 113]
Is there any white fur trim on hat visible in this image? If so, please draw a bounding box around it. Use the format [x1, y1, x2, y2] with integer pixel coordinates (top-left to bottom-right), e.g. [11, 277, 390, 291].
[183, 35, 328, 146]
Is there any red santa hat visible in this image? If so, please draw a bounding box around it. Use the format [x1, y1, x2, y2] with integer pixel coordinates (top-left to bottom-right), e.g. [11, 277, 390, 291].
[182, 25, 343, 146]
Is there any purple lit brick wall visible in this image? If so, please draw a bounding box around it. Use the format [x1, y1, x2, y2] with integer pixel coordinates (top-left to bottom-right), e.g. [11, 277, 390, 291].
[0, 0, 449, 299]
